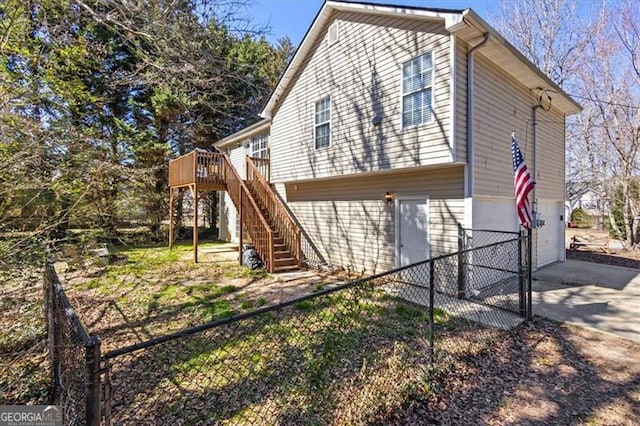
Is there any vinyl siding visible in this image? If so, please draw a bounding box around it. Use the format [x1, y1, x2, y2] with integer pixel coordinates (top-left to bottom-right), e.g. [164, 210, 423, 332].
[229, 142, 247, 180]
[220, 190, 237, 242]
[534, 108, 565, 200]
[219, 144, 247, 243]
[472, 53, 566, 200]
[271, 12, 454, 184]
[283, 166, 465, 273]
[454, 37, 468, 163]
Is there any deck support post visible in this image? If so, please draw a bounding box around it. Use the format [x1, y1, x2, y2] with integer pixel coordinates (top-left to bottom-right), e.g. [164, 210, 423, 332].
[168, 188, 174, 249]
[192, 184, 198, 263]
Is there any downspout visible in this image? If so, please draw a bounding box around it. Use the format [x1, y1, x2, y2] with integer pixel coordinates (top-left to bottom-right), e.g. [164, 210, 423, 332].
[466, 32, 490, 220]
[531, 104, 540, 227]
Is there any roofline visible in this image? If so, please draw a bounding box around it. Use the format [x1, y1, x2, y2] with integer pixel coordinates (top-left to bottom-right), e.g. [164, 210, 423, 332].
[260, 0, 465, 119]
[214, 118, 270, 148]
[334, 0, 463, 15]
[260, 0, 581, 119]
[461, 9, 582, 114]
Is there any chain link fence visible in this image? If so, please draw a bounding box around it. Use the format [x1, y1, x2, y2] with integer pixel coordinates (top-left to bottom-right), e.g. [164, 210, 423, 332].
[458, 227, 530, 316]
[44, 262, 101, 426]
[44, 230, 530, 424]
[101, 232, 530, 424]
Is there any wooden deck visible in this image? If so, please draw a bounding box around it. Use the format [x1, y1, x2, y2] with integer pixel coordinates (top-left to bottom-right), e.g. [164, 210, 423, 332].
[168, 150, 226, 190]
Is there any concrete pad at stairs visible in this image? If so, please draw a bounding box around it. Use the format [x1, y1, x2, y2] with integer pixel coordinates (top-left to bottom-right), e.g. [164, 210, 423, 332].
[532, 260, 640, 342]
[275, 271, 318, 282]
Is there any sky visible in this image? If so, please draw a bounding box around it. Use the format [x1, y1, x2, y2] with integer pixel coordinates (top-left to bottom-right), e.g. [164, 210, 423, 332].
[248, 0, 500, 45]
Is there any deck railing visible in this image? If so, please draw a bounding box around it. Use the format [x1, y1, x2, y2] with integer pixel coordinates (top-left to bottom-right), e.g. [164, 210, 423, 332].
[169, 151, 225, 188]
[246, 157, 301, 268]
[248, 156, 270, 182]
[221, 155, 275, 272]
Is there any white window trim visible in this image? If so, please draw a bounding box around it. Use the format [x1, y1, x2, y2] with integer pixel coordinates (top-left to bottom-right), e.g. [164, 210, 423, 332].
[314, 96, 331, 150]
[250, 132, 268, 158]
[400, 51, 435, 129]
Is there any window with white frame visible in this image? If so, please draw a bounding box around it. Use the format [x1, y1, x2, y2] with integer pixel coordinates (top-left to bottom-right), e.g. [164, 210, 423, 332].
[314, 96, 331, 149]
[402, 51, 433, 128]
[250, 133, 268, 158]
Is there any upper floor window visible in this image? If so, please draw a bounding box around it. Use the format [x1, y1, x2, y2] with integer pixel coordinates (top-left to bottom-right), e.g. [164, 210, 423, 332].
[250, 133, 268, 158]
[402, 51, 433, 128]
[315, 96, 331, 149]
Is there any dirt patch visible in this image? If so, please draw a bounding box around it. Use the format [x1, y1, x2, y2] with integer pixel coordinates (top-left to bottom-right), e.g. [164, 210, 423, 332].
[567, 249, 640, 269]
[566, 228, 640, 269]
[426, 317, 640, 425]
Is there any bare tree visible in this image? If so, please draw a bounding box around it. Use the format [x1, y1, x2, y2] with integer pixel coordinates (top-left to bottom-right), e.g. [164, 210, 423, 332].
[577, 0, 640, 247]
[494, 0, 600, 190]
[495, 0, 598, 89]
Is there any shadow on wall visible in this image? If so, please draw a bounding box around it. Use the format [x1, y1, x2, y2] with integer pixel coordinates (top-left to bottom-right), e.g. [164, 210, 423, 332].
[298, 19, 452, 181]
[280, 16, 458, 273]
[299, 200, 393, 274]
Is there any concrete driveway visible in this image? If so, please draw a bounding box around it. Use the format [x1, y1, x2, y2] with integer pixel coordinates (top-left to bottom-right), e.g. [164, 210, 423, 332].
[532, 260, 640, 342]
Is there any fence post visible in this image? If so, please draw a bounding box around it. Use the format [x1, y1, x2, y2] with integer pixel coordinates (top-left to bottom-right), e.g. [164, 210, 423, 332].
[428, 259, 435, 367]
[85, 336, 102, 426]
[457, 224, 465, 299]
[518, 230, 525, 317]
[44, 266, 60, 404]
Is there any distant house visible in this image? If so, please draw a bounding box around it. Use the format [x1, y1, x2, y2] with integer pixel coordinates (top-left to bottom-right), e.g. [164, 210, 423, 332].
[565, 184, 609, 228]
[214, 0, 581, 272]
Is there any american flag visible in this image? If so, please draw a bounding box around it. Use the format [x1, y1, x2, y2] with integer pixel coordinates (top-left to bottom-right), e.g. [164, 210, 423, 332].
[512, 132, 535, 229]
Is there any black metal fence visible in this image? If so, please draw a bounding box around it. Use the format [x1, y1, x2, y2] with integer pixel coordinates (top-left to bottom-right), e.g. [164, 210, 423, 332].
[44, 263, 101, 425]
[45, 230, 531, 425]
[458, 226, 531, 317]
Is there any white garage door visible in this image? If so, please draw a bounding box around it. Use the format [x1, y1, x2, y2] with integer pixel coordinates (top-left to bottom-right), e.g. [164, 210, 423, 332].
[536, 200, 563, 267]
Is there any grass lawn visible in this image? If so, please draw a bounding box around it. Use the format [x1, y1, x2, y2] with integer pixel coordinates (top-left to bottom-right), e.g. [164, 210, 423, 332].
[103, 280, 458, 425]
[57, 241, 336, 352]
[53, 240, 465, 424]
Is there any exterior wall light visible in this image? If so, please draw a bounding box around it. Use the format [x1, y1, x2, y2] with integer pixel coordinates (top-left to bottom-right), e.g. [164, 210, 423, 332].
[384, 192, 394, 206]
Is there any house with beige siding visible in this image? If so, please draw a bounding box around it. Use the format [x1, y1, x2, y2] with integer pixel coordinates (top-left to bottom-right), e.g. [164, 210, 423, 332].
[214, 0, 581, 274]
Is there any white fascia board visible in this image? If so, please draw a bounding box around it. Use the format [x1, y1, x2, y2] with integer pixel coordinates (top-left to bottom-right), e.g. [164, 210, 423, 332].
[215, 119, 271, 149]
[457, 9, 582, 115]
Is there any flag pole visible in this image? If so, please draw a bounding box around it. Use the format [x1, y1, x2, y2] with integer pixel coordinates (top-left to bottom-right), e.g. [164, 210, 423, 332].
[527, 226, 533, 319]
[512, 130, 535, 319]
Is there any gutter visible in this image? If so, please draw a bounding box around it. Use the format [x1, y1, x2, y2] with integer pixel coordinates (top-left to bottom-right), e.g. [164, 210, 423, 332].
[458, 9, 581, 115]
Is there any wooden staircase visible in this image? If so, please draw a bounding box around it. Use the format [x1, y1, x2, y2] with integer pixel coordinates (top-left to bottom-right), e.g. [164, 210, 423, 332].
[244, 156, 301, 273]
[168, 150, 302, 273]
[245, 184, 299, 272]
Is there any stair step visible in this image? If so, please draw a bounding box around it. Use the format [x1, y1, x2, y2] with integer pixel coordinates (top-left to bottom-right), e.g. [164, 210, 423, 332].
[273, 265, 300, 273]
[274, 250, 292, 258]
[273, 264, 300, 272]
[274, 257, 298, 267]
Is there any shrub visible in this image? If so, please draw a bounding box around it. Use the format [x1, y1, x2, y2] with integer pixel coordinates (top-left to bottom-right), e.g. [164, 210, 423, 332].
[571, 208, 591, 228]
